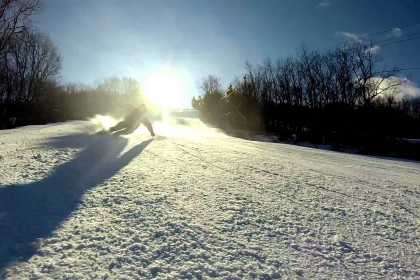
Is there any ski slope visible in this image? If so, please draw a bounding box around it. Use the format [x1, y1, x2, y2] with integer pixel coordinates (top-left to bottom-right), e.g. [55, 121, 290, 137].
[0, 118, 419, 279]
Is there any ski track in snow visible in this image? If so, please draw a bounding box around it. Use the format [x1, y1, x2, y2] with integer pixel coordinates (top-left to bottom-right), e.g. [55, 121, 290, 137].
[0, 120, 419, 279]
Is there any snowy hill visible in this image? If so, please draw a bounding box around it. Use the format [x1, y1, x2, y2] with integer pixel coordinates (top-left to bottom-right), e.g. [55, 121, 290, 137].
[0, 118, 419, 279]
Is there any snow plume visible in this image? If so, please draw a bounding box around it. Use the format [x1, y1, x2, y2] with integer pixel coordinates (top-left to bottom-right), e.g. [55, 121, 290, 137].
[88, 112, 225, 139]
[374, 76, 420, 100]
[89, 115, 120, 131]
[153, 115, 225, 139]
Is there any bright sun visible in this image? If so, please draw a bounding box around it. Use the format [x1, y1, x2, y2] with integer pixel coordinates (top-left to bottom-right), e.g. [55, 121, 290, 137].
[143, 66, 189, 110]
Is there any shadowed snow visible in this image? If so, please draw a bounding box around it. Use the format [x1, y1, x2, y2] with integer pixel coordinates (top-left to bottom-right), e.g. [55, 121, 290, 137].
[0, 133, 152, 272]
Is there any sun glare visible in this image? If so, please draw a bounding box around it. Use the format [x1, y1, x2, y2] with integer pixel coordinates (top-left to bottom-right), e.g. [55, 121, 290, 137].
[143, 66, 189, 110]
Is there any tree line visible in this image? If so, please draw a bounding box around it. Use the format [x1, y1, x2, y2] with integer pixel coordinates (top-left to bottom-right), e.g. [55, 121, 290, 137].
[0, 0, 145, 128]
[193, 45, 420, 159]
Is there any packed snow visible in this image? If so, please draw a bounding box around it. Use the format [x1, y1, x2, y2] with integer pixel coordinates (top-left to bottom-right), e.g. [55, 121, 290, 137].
[0, 117, 419, 279]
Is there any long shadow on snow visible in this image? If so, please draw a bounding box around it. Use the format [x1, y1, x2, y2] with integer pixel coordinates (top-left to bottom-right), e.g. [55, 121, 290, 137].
[0, 133, 153, 273]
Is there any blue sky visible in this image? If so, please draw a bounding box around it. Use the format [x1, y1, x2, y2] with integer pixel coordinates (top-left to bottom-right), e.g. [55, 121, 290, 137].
[34, 0, 420, 105]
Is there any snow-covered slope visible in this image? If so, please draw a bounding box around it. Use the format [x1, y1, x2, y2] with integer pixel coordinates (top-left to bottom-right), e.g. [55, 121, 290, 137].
[0, 119, 419, 279]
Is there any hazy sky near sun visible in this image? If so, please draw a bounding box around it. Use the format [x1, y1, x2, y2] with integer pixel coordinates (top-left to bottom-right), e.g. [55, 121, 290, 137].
[34, 0, 420, 106]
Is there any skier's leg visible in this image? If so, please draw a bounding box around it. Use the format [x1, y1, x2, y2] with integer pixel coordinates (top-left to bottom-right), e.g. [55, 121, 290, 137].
[110, 120, 128, 132]
[142, 119, 155, 136]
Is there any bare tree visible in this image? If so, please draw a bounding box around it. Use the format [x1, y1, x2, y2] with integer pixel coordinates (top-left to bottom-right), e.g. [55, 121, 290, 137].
[201, 75, 222, 96]
[0, 0, 39, 55]
[347, 44, 400, 106]
[1, 30, 60, 104]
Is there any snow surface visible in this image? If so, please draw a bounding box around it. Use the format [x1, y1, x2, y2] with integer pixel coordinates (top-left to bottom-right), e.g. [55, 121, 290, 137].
[0, 118, 419, 279]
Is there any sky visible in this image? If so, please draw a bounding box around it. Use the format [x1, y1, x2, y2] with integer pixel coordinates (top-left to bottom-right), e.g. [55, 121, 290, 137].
[34, 0, 420, 107]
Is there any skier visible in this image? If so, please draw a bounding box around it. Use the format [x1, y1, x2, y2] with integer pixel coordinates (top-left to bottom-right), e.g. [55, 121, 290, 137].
[108, 104, 155, 136]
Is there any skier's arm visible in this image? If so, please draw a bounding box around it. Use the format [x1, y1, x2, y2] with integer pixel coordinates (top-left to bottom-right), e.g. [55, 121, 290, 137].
[142, 118, 155, 136]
